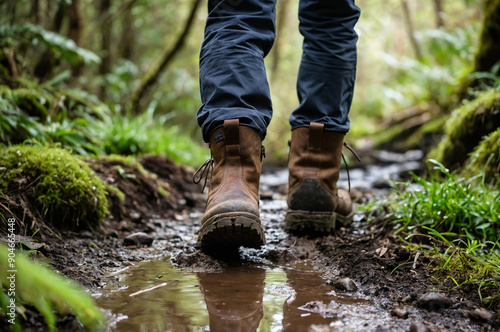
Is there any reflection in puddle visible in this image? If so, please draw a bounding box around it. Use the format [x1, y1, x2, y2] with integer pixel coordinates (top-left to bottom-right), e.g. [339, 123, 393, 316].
[96, 259, 368, 331]
[198, 266, 265, 331]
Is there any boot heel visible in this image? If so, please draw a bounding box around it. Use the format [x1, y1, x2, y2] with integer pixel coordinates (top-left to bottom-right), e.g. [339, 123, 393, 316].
[198, 212, 265, 252]
[285, 210, 354, 234]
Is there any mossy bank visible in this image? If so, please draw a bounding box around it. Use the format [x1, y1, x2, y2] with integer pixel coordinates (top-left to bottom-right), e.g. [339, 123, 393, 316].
[0, 145, 109, 232]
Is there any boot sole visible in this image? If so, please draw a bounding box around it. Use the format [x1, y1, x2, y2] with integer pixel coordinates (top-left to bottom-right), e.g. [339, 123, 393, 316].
[198, 212, 266, 253]
[284, 210, 354, 234]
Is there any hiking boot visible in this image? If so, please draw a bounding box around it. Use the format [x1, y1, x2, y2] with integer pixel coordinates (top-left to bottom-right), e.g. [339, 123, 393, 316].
[195, 119, 266, 252]
[285, 122, 353, 233]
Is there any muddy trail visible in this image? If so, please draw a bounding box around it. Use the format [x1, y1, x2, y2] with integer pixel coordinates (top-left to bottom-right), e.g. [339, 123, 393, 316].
[2, 151, 499, 331]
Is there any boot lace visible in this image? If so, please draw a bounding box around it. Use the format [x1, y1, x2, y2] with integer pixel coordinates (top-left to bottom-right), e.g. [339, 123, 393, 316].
[342, 142, 361, 192]
[193, 145, 266, 193]
[193, 158, 214, 193]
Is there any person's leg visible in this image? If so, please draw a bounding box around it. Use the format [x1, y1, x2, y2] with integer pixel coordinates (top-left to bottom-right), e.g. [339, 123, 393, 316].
[197, 0, 276, 143]
[286, 0, 360, 234]
[290, 0, 360, 131]
[196, 0, 277, 253]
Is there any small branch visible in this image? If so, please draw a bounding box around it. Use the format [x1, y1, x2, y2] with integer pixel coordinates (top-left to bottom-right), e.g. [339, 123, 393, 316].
[401, 0, 423, 60]
[129, 282, 168, 297]
[129, 0, 202, 113]
[4, 47, 19, 80]
[412, 251, 421, 269]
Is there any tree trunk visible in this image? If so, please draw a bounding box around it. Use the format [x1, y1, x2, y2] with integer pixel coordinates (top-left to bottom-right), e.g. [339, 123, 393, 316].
[34, 0, 67, 79]
[473, 0, 500, 76]
[68, 0, 82, 43]
[99, 0, 112, 99]
[68, 0, 84, 79]
[270, 0, 290, 80]
[401, 0, 423, 60]
[130, 0, 202, 113]
[432, 0, 445, 28]
[30, 0, 41, 24]
[118, 1, 136, 60]
[8, 0, 16, 25]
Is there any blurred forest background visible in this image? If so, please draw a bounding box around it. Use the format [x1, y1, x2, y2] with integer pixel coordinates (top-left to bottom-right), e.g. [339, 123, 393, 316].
[1, 0, 498, 166]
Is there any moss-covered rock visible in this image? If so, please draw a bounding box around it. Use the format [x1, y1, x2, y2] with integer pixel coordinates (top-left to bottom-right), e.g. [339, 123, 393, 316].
[463, 128, 500, 185]
[0, 145, 108, 229]
[12, 88, 50, 119]
[428, 90, 500, 169]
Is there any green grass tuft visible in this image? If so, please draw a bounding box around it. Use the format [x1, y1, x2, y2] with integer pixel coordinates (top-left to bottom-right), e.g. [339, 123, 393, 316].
[392, 159, 499, 244]
[362, 159, 500, 311]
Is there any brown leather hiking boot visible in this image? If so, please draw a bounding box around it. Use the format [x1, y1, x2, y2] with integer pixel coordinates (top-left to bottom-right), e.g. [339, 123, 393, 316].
[286, 122, 353, 233]
[195, 119, 266, 252]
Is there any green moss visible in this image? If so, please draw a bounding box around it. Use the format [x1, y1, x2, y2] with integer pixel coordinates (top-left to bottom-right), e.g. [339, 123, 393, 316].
[95, 154, 149, 176]
[463, 128, 500, 185]
[428, 90, 500, 168]
[0, 245, 105, 331]
[0, 145, 108, 229]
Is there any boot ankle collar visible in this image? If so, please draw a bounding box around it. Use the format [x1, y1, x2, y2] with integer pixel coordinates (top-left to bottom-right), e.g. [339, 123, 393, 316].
[309, 122, 324, 152]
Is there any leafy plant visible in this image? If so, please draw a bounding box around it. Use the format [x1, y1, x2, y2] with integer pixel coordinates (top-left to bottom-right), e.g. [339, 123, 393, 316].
[0, 244, 105, 331]
[88, 105, 208, 167]
[0, 23, 100, 65]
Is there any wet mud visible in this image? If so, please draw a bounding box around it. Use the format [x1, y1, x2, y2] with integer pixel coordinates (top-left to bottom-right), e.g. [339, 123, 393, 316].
[2, 151, 499, 331]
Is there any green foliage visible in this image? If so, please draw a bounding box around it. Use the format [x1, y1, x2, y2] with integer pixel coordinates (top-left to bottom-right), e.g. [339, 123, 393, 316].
[1, 80, 206, 166]
[0, 23, 100, 65]
[468, 62, 500, 92]
[378, 26, 477, 110]
[88, 106, 208, 167]
[0, 244, 105, 331]
[392, 159, 499, 244]
[361, 160, 500, 309]
[0, 145, 109, 229]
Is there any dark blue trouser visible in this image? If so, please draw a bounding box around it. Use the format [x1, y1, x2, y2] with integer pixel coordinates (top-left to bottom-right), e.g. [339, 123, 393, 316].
[197, 0, 360, 142]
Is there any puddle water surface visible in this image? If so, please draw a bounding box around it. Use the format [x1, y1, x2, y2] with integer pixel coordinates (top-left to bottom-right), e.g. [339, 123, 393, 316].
[96, 259, 369, 331]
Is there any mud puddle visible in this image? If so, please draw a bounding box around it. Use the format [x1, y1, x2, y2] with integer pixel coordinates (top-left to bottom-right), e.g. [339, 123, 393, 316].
[92, 149, 496, 331]
[96, 259, 373, 331]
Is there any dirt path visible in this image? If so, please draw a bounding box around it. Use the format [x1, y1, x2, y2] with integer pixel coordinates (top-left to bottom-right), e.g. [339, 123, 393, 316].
[2, 153, 498, 331]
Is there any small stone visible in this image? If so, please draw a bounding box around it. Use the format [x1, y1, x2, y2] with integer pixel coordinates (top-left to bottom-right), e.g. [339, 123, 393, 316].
[373, 178, 392, 189]
[402, 295, 413, 303]
[391, 307, 409, 319]
[129, 211, 142, 222]
[260, 191, 274, 200]
[409, 322, 430, 332]
[118, 220, 131, 231]
[417, 292, 452, 311]
[184, 193, 197, 207]
[123, 232, 153, 247]
[469, 308, 496, 322]
[332, 278, 358, 292]
[106, 230, 119, 238]
[79, 231, 93, 239]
